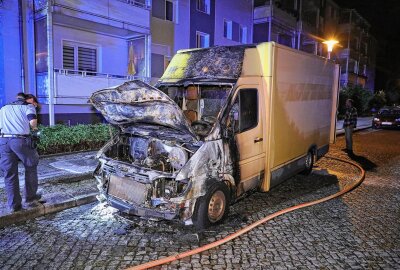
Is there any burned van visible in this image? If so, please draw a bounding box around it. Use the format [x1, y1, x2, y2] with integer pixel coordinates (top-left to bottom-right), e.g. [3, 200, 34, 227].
[91, 42, 339, 229]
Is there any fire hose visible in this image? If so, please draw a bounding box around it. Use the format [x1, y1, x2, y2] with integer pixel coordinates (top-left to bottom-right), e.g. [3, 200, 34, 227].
[127, 156, 366, 270]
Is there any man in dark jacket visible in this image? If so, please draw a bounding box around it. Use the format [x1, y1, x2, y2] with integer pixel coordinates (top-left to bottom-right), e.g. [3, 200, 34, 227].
[0, 94, 43, 212]
[343, 99, 358, 154]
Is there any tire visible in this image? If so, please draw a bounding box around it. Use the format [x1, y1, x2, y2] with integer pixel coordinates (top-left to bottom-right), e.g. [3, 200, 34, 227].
[301, 150, 314, 175]
[192, 182, 231, 230]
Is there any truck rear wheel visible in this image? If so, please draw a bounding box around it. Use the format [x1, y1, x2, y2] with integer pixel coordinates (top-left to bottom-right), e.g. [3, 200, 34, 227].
[301, 150, 314, 175]
[192, 182, 230, 230]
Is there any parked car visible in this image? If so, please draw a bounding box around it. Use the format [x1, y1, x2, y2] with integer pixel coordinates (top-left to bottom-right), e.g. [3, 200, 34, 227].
[372, 107, 400, 129]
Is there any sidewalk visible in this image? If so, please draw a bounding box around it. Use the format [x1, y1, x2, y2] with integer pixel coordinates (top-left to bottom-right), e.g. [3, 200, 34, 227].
[336, 116, 372, 135]
[0, 151, 98, 228]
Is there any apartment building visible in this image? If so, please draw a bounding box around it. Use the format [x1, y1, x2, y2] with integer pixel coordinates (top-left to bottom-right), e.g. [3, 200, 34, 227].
[253, 0, 322, 54]
[336, 9, 376, 90]
[1, 0, 376, 126]
[253, 0, 376, 91]
[1, 0, 151, 125]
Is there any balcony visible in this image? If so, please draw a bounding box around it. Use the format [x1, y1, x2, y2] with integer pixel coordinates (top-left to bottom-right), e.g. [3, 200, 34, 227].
[254, 4, 297, 29]
[53, 69, 148, 104]
[51, 0, 151, 35]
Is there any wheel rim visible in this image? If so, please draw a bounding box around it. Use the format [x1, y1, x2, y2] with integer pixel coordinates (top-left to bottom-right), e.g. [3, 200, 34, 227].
[305, 152, 313, 169]
[208, 190, 226, 223]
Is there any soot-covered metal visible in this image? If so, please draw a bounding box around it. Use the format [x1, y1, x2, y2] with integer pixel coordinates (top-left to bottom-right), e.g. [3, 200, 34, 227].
[90, 79, 240, 226]
[160, 46, 248, 82]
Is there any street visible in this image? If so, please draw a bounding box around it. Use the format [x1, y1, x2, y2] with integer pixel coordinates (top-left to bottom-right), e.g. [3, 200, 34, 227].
[0, 129, 399, 269]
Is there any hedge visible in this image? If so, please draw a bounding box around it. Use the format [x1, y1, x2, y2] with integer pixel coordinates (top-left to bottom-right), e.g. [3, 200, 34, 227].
[37, 124, 116, 155]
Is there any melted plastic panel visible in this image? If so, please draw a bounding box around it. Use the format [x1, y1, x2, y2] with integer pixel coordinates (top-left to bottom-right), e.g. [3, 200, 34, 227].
[160, 46, 247, 81]
[90, 80, 197, 142]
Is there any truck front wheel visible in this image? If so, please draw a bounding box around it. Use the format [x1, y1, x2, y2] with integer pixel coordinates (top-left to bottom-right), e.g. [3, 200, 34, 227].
[192, 182, 231, 229]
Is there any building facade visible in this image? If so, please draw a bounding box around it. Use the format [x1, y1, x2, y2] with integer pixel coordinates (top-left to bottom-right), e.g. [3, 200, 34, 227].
[1, 0, 151, 125]
[252, 0, 376, 91]
[336, 9, 376, 90]
[1, 0, 377, 126]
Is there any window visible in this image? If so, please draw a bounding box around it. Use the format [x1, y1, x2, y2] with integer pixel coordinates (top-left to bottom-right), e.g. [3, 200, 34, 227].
[240, 26, 247, 44]
[165, 0, 173, 21]
[229, 89, 258, 133]
[152, 0, 175, 22]
[224, 20, 233, 40]
[62, 42, 97, 73]
[197, 0, 210, 14]
[196, 32, 210, 48]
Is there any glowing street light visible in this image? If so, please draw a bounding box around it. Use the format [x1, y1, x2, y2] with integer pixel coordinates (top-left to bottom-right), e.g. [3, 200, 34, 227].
[323, 40, 339, 60]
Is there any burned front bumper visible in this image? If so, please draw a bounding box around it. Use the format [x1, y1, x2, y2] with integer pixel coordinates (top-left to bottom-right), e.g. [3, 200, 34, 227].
[108, 197, 177, 220]
[94, 159, 190, 221]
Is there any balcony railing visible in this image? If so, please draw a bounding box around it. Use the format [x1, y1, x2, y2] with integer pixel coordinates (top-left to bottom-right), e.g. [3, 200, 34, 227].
[254, 4, 297, 28]
[116, 0, 151, 10]
[53, 69, 149, 104]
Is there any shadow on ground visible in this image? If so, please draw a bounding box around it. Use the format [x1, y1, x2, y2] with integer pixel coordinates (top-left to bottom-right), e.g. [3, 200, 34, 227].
[348, 152, 377, 171]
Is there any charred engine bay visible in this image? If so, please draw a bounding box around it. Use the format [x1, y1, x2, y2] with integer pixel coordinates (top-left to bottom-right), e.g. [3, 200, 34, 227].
[105, 134, 199, 174]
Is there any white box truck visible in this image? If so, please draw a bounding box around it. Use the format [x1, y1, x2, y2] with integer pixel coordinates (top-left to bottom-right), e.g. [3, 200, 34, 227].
[91, 42, 339, 229]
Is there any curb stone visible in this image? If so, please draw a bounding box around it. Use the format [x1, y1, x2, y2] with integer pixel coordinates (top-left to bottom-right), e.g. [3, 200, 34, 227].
[0, 192, 98, 228]
[39, 172, 94, 185]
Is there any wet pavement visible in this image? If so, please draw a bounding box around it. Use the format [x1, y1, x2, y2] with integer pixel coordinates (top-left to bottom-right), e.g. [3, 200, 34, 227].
[0, 129, 399, 269]
[0, 151, 98, 227]
[0, 151, 97, 188]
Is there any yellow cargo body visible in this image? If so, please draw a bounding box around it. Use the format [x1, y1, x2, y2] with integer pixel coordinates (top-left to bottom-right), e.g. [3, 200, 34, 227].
[236, 42, 339, 192]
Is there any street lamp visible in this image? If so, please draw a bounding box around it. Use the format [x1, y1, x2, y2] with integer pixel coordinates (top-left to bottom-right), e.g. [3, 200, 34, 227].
[323, 40, 339, 60]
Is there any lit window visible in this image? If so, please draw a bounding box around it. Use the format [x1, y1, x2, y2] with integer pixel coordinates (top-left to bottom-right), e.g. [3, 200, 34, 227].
[240, 26, 247, 44]
[196, 32, 210, 48]
[63, 43, 97, 73]
[224, 20, 233, 40]
[197, 0, 210, 14]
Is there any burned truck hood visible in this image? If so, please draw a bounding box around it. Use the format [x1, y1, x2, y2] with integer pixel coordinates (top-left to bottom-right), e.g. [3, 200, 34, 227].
[90, 80, 198, 143]
[158, 45, 249, 84]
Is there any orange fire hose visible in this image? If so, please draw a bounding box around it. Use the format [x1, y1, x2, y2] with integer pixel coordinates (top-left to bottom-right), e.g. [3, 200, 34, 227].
[127, 156, 365, 270]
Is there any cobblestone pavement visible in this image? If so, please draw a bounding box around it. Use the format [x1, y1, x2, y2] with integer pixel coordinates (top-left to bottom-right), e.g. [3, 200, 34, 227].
[0, 129, 399, 270]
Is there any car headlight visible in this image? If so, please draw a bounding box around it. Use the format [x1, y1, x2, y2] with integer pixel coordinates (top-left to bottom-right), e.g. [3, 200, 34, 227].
[373, 118, 380, 121]
[396, 118, 400, 122]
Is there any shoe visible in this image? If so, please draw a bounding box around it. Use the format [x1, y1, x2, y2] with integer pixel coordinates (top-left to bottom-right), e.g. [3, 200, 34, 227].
[26, 193, 46, 204]
[9, 205, 22, 213]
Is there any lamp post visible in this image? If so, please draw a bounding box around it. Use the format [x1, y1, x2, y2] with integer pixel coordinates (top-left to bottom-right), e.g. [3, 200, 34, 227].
[323, 40, 339, 60]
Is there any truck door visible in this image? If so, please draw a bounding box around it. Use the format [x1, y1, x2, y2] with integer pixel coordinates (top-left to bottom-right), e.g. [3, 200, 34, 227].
[229, 86, 265, 194]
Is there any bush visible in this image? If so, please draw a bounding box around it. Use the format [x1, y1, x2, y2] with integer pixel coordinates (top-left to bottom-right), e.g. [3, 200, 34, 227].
[368, 90, 387, 112]
[37, 124, 117, 155]
[339, 85, 373, 116]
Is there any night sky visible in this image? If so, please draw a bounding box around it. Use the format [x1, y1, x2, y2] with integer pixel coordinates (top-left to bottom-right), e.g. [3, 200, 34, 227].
[335, 0, 400, 90]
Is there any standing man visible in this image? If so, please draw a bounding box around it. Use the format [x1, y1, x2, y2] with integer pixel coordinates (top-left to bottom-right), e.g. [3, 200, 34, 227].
[343, 99, 358, 154]
[0, 93, 42, 212]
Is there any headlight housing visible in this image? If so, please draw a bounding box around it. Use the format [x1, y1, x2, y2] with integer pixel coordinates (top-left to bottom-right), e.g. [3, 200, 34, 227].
[373, 117, 380, 121]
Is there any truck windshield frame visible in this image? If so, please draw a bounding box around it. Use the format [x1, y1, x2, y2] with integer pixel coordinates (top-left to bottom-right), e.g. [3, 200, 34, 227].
[159, 84, 233, 137]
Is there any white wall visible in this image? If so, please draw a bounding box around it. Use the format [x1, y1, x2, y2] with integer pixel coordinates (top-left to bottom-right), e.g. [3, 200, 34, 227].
[0, 1, 22, 105]
[54, 0, 150, 34]
[174, 0, 191, 53]
[53, 25, 128, 76]
[214, 0, 253, 46]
